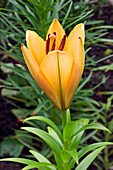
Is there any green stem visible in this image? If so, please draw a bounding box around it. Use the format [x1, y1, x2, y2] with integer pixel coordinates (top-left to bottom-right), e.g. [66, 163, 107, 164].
[61, 109, 71, 130]
[60, 109, 71, 170]
[61, 110, 67, 130]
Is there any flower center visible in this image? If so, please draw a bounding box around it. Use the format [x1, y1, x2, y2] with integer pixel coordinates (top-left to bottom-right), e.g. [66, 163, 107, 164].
[46, 32, 66, 55]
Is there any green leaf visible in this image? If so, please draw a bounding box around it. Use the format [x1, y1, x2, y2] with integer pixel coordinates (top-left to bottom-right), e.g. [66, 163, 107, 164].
[60, 149, 78, 164]
[32, 100, 50, 113]
[60, 149, 71, 163]
[68, 149, 78, 165]
[92, 64, 113, 72]
[1, 88, 20, 97]
[63, 119, 89, 150]
[76, 72, 92, 92]
[22, 164, 54, 170]
[21, 127, 62, 166]
[47, 127, 63, 147]
[75, 146, 105, 170]
[21, 127, 62, 151]
[0, 158, 56, 170]
[1, 63, 14, 73]
[24, 116, 63, 142]
[63, 119, 89, 141]
[22, 164, 38, 170]
[30, 150, 51, 163]
[30, 150, 57, 170]
[70, 123, 111, 141]
[98, 38, 113, 43]
[0, 157, 43, 165]
[78, 142, 113, 160]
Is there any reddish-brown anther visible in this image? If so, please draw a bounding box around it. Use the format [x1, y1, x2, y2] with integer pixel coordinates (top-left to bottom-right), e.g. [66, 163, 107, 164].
[46, 34, 50, 55]
[51, 39, 56, 51]
[58, 34, 66, 51]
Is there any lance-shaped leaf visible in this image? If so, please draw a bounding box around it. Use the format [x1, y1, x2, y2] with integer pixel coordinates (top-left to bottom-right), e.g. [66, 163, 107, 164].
[60, 149, 78, 164]
[68, 123, 111, 143]
[24, 116, 63, 142]
[30, 150, 57, 170]
[75, 146, 105, 170]
[47, 127, 63, 148]
[69, 142, 113, 169]
[21, 127, 62, 166]
[78, 142, 113, 159]
[0, 158, 54, 169]
[63, 119, 89, 150]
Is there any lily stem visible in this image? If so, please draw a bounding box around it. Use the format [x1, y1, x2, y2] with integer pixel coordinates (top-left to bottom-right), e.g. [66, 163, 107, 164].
[61, 110, 67, 130]
[61, 109, 71, 130]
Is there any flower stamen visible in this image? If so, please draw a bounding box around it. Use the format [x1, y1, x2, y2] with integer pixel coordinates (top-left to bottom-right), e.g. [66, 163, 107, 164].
[58, 34, 66, 51]
[46, 33, 57, 54]
[51, 39, 56, 51]
[51, 32, 56, 51]
[46, 34, 50, 55]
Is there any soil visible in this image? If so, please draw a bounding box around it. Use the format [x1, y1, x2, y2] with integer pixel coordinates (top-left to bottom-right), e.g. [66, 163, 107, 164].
[0, 162, 23, 170]
[0, 1, 113, 170]
[0, 71, 17, 143]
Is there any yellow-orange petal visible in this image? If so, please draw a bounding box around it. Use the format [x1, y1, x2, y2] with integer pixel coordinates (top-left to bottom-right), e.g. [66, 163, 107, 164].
[46, 19, 67, 50]
[21, 44, 61, 110]
[40, 50, 73, 110]
[64, 37, 85, 109]
[26, 30, 45, 66]
[67, 23, 85, 58]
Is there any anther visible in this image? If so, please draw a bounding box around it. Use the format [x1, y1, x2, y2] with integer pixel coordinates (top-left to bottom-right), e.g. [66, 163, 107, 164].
[53, 32, 56, 36]
[51, 39, 56, 51]
[48, 34, 50, 39]
[78, 37, 81, 39]
[58, 35, 66, 51]
[46, 35, 50, 55]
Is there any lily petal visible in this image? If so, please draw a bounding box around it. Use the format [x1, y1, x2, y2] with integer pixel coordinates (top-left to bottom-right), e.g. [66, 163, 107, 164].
[21, 45, 61, 109]
[40, 50, 73, 110]
[67, 23, 85, 58]
[46, 19, 67, 50]
[64, 37, 85, 109]
[26, 30, 45, 66]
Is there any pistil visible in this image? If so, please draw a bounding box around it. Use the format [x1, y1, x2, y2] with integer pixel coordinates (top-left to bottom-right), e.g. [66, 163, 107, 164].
[46, 33, 66, 54]
[46, 32, 56, 54]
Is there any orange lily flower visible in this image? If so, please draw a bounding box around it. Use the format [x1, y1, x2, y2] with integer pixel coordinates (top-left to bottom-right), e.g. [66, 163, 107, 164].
[21, 19, 85, 110]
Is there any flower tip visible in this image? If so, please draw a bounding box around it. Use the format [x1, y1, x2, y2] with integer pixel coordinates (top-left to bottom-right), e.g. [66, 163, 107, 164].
[53, 18, 59, 24]
[54, 18, 57, 21]
[26, 30, 33, 39]
[81, 24, 84, 30]
[26, 30, 30, 39]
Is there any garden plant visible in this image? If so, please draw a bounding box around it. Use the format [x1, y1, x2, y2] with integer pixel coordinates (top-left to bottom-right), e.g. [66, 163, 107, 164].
[0, 0, 113, 170]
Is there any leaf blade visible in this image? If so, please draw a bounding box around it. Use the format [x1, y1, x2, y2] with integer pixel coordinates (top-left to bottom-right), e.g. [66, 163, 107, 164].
[75, 146, 105, 170]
